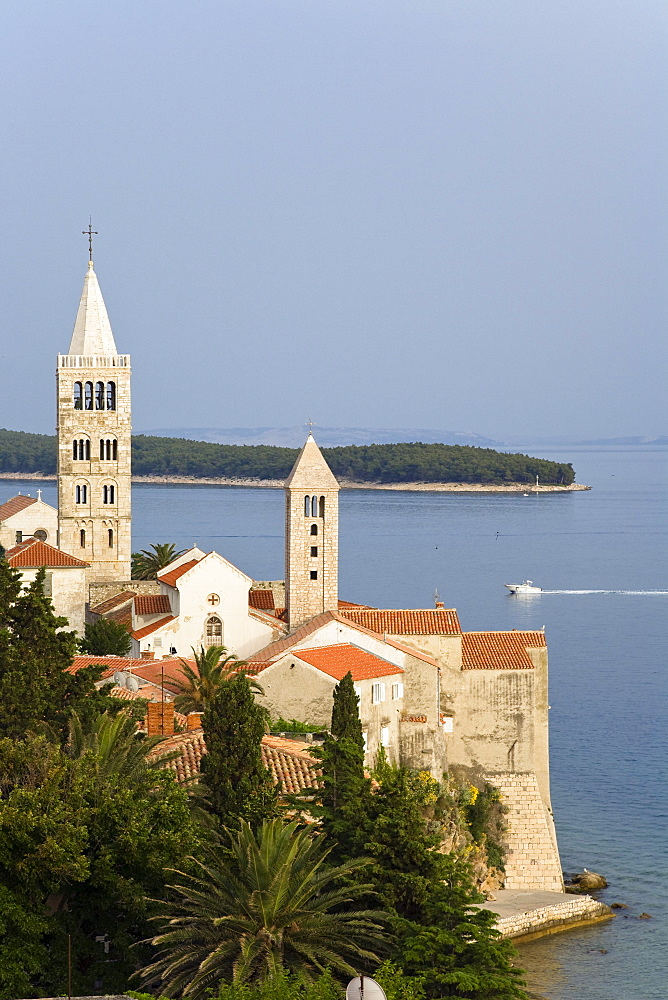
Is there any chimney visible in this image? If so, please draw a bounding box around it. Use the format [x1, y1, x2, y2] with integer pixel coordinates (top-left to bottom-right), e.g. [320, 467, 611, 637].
[187, 712, 204, 730]
[141, 650, 155, 660]
[435, 600, 445, 609]
[147, 701, 175, 736]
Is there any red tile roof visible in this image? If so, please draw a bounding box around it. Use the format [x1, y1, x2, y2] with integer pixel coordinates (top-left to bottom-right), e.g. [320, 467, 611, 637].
[249, 606, 289, 631]
[247, 611, 440, 669]
[134, 594, 172, 616]
[5, 538, 89, 568]
[338, 599, 374, 610]
[338, 608, 462, 635]
[461, 631, 546, 670]
[293, 644, 403, 681]
[131, 615, 176, 640]
[153, 729, 322, 793]
[90, 590, 136, 615]
[129, 658, 195, 695]
[0, 494, 38, 520]
[250, 589, 275, 610]
[158, 558, 201, 588]
[68, 655, 150, 676]
[106, 605, 133, 628]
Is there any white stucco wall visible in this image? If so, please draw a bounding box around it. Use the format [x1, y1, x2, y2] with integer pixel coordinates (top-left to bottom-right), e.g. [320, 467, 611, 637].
[0, 499, 59, 550]
[16, 565, 87, 635]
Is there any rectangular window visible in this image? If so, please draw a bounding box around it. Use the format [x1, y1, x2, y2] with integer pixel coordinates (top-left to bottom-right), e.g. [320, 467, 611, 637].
[15, 531, 22, 544]
[380, 725, 390, 747]
[310, 570, 318, 580]
[42, 573, 52, 597]
[371, 682, 386, 704]
[391, 682, 404, 700]
[310, 546, 318, 557]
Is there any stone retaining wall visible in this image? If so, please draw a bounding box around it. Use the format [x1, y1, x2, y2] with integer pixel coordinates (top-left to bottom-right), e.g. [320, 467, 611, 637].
[489, 772, 564, 891]
[89, 579, 162, 604]
[494, 894, 613, 940]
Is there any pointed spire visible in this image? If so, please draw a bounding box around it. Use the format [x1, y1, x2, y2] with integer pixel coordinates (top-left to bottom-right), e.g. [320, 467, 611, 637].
[285, 434, 339, 490]
[68, 262, 118, 355]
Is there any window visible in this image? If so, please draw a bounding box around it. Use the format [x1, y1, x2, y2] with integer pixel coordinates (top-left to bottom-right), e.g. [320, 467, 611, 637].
[15, 531, 22, 545]
[73, 382, 83, 409]
[310, 546, 318, 557]
[108, 528, 114, 548]
[75, 484, 88, 504]
[310, 570, 318, 580]
[106, 382, 116, 410]
[310, 524, 318, 536]
[80, 529, 86, 548]
[204, 615, 223, 647]
[319, 495, 325, 518]
[380, 725, 390, 747]
[95, 381, 105, 410]
[42, 573, 53, 597]
[304, 495, 310, 517]
[391, 682, 404, 700]
[99, 438, 117, 460]
[84, 381, 93, 410]
[103, 484, 115, 504]
[371, 682, 386, 704]
[34, 529, 47, 542]
[74, 438, 90, 460]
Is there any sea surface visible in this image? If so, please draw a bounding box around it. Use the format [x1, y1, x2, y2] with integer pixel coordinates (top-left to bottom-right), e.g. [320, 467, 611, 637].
[7, 447, 667, 1000]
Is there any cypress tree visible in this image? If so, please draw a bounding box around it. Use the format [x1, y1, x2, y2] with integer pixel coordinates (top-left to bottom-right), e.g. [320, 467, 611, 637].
[200, 672, 277, 830]
[0, 563, 104, 739]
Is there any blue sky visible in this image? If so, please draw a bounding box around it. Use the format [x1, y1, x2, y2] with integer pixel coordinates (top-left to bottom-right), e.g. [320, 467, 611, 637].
[0, 1, 666, 439]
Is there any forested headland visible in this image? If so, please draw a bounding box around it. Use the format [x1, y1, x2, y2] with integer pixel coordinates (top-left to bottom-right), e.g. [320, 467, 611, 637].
[0, 427, 575, 485]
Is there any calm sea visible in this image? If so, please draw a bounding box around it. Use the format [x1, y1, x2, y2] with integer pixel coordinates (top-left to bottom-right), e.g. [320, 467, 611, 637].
[7, 447, 667, 1000]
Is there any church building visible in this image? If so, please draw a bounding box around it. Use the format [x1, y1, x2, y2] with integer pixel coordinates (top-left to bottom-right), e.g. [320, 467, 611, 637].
[56, 250, 132, 583]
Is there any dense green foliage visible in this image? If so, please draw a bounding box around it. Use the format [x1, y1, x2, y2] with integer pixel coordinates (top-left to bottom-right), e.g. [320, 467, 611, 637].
[80, 616, 133, 655]
[201, 673, 277, 831]
[0, 426, 575, 484]
[0, 562, 112, 740]
[139, 819, 387, 998]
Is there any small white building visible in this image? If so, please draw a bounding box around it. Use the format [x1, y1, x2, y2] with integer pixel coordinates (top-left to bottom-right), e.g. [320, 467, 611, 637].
[5, 536, 88, 635]
[129, 546, 286, 659]
[0, 493, 59, 551]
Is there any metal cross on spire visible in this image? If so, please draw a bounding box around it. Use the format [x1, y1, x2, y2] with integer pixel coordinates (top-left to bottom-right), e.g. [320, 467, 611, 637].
[82, 218, 98, 263]
[307, 418, 315, 435]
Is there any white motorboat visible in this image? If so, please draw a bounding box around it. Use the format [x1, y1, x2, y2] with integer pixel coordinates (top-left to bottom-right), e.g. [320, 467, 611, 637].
[504, 580, 542, 594]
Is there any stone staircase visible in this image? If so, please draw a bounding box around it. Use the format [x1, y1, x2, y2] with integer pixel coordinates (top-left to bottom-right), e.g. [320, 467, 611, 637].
[489, 772, 564, 892]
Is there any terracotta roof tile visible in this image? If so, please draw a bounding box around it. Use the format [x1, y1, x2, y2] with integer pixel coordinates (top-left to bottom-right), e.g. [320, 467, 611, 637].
[128, 658, 195, 695]
[461, 631, 546, 670]
[90, 590, 136, 614]
[0, 494, 38, 520]
[247, 611, 440, 670]
[338, 599, 375, 610]
[338, 608, 462, 635]
[249, 589, 275, 610]
[106, 605, 133, 627]
[134, 594, 172, 615]
[131, 615, 176, 640]
[152, 729, 322, 793]
[249, 606, 289, 631]
[157, 558, 200, 588]
[68, 655, 150, 676]
[292, 644, 403, 681]
[5, 538, 89, 568]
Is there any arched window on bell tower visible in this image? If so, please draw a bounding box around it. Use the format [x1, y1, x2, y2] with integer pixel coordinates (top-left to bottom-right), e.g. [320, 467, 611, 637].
[106, 381, 116, 410]
[84, 381, 93, 410]
[73, 382, 83, 409]
[95, 381, 105, 410]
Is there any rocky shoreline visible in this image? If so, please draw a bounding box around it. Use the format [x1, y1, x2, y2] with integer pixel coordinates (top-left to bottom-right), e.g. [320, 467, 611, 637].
[0, 472, 591, 493]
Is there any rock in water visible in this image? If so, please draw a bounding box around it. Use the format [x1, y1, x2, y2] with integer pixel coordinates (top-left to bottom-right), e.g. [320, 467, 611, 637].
[574, 871, 608, 890]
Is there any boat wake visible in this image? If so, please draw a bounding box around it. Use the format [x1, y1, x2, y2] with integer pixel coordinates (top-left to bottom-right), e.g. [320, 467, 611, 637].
[540, 589, 668, 596]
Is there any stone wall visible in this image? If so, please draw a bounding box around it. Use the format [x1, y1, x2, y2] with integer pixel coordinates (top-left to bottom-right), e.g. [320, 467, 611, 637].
[489, 772, 563, 891]
[491, 894, 613, 940]
[89, 579, 161, 605]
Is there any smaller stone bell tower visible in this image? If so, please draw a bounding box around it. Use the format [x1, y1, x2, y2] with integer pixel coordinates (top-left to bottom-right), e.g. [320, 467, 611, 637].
[285, 435, 339, 629]
[56, 245, 131, 583]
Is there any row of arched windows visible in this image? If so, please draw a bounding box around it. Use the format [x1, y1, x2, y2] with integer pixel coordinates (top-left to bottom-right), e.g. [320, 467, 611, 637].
[304, 495, 325, 518]
[75, 484, 116, 504]
[72, 438, 118, 460]
[73, 381, 116, 410]
[79, 528, 115, 548]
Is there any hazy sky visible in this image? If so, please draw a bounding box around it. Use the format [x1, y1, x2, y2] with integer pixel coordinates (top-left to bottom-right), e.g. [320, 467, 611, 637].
[1, 1, 666, 440]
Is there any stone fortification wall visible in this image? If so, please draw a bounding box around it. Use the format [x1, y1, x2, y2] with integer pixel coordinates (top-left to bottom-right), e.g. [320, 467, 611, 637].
[489, 772, 563, 892]
[89, 579, 161, 605]
[491, 894, 612, 940]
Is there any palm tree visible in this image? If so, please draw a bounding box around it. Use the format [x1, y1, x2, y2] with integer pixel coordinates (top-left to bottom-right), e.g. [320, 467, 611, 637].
[66, 709, 174, 780]
[137, 818, 387, 998]
[132, 542, 186, 580]
[171, 645, 263, 715]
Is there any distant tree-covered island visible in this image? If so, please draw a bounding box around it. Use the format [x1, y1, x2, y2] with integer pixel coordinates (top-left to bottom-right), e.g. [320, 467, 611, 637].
[0, 427, 576, 485]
